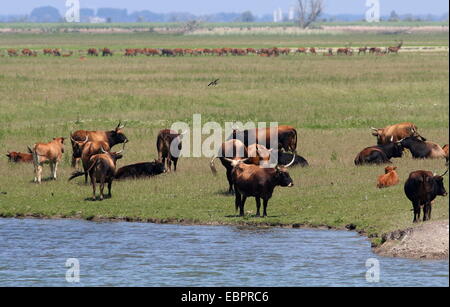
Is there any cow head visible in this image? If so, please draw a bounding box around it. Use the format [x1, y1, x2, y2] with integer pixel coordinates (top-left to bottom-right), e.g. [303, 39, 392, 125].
[70, 135, 88, 163]
[101, 146, 124, 163]
[6, 151, 14, 161]
[384, 166, 397, 174]
[53, 137, 65, 153]
[428, 175, 447, 197]
[274, 155, 296, 187]
[110, 122, 129, 146]
[153, 159, 167, 173]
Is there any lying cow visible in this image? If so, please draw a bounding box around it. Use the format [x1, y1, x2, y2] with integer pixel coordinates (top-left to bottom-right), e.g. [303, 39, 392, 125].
[404, 169, 447, 222]
[69, 148, 123, 201]
[371, 122, 423, 145]
[273, 150, 309, 167]
[225, 156, 295, 217]
[156, 129, 186, 172]
[398, 137, 447, 160]
[6, 149, 33, 163]
[354, 138, 404, 165]
[31, 137, 65, 183]
[70, 121, 128, 168]
[377, 166, 399, 188]
[210, 139, 248, 194]
[115, 160, 166, 180]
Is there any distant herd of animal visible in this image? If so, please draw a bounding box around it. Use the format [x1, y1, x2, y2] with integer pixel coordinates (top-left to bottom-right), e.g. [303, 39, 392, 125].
[5, 120, 448, 223]
[2, 41, 403, 59]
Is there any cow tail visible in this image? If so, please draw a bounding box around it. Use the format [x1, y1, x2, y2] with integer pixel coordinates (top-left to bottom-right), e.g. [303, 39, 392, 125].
[31, 145, 39, 166]
[68, 171, 85, 181]
[292, 129, 298, 154]
[210, 156, 218, 176]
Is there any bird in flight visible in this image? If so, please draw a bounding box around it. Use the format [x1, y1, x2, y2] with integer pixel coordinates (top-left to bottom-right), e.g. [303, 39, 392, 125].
[208, 79, 219, 86]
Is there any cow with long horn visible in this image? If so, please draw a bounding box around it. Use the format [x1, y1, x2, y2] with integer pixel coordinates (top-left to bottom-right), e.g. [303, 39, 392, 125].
[226, 155, 295, 217]
[69, 147, 123, 201]
[371, 122, 424, 145]
[70, 121, 128, 169]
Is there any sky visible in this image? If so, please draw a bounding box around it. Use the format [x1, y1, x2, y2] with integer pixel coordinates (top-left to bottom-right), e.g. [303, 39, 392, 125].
[0, 0, 448, 16]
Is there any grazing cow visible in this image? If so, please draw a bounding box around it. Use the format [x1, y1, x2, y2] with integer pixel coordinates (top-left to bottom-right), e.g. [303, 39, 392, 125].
[52, 49, 61, 56]
[145, 48, 160, 56]
[102, 48, 113, 56]
[228, 125, 298, 153]
[160, 49, 175, 57]
[115, 160, 166, 180]
[309, 47, 317, 55]
[354, 138, 404, 165]
[369, 47, 381, 54]
[404, 169, 447, 222]
[377, 166, 399, 188]
[62, 51, 73, 57]
[69, 148, 123, 201]
[398, 137, 447, 160]
[371, 122, 423, 145]
[7, 49, 18, 56]
[22, 48, 33, 56]
[43, 48, 53, 56]
[246, 48, 256, 54]
[31, 137, 65, 183]
[156, 129, 186, 172]
[6, 150, 33, 163]
[296, 48, 307, 54]
[70, 122, 128, 168]
[210, 139, 248, 194]
[87, 48, 99, 56]
[172, 48, 184, 56]
[226, 156, 295, 217]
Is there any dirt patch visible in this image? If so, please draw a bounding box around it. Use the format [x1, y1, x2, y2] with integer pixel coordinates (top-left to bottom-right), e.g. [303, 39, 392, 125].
[374, 220, 449, 260]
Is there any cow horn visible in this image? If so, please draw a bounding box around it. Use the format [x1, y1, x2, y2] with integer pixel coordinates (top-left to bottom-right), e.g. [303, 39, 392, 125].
[396, 138, 405, 144]
[441, 168, 449, 177]
[370, 127, 378, 131]
[100, 146, 107, 154]
[284, 155, 296, 168]
[390, 136, 394, 142]
[116, 149, 124, 155]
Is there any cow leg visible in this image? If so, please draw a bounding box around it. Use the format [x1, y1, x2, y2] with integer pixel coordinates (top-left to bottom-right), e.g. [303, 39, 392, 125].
[240, 196, 247, 217]
[37, 164, 43, 184]
[173, 159, 178, 172]
[412, 202, 420, 223]
[49, 163, 54, 180]
[33, 164, 38, 183]
[167, 159, 172, 172]
[234, 190, 241, 215]
[91, 175, 96, 201]
[423, 202, 431, 221]
[263, 198, 269, 217]
[99, 176, 105, 201]
[107, 180, 112, 198]
[255, 197, 261, 217]
[226, 170, 234, 194]
[53, 162, 58, 180]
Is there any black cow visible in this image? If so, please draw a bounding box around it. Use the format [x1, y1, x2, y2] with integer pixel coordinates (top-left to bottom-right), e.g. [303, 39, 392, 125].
[115, 160, 166, 180]
[354, 141, 404, 165]
[404, 170, 447, 222]
[398, 137, 447, 160]
[272, 150, 309, 167]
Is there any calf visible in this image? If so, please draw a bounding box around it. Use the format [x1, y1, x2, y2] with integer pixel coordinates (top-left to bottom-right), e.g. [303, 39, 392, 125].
[115, 160, 166, 180]
[210, 139, 248, 194]
[156, 129, 186, 172]
[398, 137, 447, 160]
[404, 170, 447, 222]
[226, 156, 295, 217]
[377, 166, 399, 188]
[69, 149, 123, 201]
[354, 139, 404, 165]
[31, 137, 65, 183]
[6, 150, 33, 163]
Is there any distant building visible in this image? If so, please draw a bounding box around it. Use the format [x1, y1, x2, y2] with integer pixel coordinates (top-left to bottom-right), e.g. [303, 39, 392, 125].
[288, 6, 295, 21]
[89, 16, 107, 23]
[273, 8, 283, 22]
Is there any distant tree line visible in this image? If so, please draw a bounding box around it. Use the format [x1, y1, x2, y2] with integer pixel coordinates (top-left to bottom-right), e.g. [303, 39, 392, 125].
[0, 6, 448, 23]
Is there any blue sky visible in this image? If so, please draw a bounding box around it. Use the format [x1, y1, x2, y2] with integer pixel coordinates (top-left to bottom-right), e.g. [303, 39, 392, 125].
[0, 0, 448, 16]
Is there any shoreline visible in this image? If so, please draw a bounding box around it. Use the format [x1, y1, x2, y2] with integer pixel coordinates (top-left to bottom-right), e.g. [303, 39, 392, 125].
[1, 213, 447, 260]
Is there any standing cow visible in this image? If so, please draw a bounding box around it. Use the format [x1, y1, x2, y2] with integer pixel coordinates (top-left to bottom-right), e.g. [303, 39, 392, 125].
[228, 125, 298, 153]
[156, 129, 186, 172]
[31, 137, 65, 183]
[404, 170, 447, 222]
[210, 139, 248, 194]
[225, 156, 295, 217]
[70, 121, 128, 168]
[371, 122, 423, 145]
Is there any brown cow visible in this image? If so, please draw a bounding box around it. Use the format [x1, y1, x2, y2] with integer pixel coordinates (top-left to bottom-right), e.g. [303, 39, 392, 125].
[358, 46, 368, 55]
[70, 122, 128, 168]
[69, 148, 123, 201]
[377, 166, 399, 188]
[229, 125, 298, 153]
[71, 138, 111, 183]
[87, 48, 99, 56]
[309, 47, 317, 55]
[388, 41, 403, 54]
[6, 150, 33, 163]
[246, 144, 273, 166]
[226, 156, 295, 217]
[371, 122, 423, 145]
[102, 48, 113, 56]
[210, 139, 248, 194]
[31, 137, 65, 183]
[156, 129, 186, 172]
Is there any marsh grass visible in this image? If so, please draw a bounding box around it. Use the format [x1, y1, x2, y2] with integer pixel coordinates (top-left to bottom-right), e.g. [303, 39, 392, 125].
[0, 33, 448, 244]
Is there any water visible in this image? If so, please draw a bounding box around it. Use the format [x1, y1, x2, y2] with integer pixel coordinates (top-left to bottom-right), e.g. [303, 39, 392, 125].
[0, 218, 448, 287]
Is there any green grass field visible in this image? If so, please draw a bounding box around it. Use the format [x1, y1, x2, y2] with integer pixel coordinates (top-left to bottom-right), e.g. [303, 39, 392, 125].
[0, 32, 448, 245]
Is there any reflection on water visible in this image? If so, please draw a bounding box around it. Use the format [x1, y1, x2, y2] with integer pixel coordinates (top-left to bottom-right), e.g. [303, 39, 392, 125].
[0, 218, 448, 286]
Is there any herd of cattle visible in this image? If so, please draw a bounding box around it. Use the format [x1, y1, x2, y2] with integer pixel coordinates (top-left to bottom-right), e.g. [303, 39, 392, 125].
[2, 42, 403, 58]
[5, 120, 448, 222]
